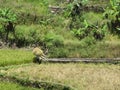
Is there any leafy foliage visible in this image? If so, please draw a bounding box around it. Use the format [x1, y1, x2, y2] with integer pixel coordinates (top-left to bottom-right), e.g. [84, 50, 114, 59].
[0, 0, 119, 58]
[71, 19, 107, 40]
[0, 8, 17, 23]
[0, 8, 17, 42]
[44, 33, 64, 48]
[103, 0, 120, 34]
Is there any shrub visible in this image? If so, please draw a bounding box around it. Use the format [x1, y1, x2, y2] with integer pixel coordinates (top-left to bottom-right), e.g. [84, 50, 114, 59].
[44, 33, 64, 48]
[80, 36, 96, 46]
[49, 47, 69, 58]
[71, 18, 107, 41]
[15, 25, 44, 47]
[103, 0, 120, 34]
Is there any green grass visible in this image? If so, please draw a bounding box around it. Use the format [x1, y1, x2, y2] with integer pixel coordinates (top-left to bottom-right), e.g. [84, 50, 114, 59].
[1, 63, 119, 90]
[0, 0, 48, 15]
[82, 12, 103, 25]
[0, 49, 33, 66]
[0, 81, 40, 90]
[0, 41, 120, 65]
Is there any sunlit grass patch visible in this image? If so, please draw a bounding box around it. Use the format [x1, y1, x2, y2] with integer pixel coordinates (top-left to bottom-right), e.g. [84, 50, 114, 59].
[0, 81, 40, 90]
[0, 49, 33, 66]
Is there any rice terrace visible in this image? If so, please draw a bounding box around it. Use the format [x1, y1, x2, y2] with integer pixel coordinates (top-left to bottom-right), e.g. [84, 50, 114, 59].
[0, 0, 120, 90]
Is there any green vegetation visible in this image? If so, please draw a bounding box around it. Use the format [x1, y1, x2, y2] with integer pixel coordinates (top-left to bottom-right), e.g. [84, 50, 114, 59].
[0, 49, 33, 66]
[0, 0, 120, 89]
[0, 81, 40, 90]
[0, 8, 17, 42]
[0, 0, 119, 58]
[104, 0, 120, 34]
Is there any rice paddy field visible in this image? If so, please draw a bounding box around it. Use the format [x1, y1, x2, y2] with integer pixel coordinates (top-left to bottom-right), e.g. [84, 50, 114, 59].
[0, 49, 119, 90]
[0, 0, 120, 89]
[0, 62, 120, 90]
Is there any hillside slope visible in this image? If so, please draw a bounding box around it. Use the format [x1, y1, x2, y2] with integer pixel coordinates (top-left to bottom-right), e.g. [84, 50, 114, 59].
[0, 0, 120, 58]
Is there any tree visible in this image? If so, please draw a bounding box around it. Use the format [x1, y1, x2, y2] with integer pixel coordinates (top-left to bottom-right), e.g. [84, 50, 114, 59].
[0, 8, 17, 42]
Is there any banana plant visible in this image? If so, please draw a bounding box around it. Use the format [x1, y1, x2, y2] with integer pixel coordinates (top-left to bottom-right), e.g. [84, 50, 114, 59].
[0, 8, 17, 42]
[103, 0, 120, 33]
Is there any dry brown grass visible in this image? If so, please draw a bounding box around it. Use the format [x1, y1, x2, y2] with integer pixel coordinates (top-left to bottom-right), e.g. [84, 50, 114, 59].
[1, 63, 120, 90]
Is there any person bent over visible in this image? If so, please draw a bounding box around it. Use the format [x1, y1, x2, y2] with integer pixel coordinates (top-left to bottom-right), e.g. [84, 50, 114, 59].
[32, 47, 46, 64]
